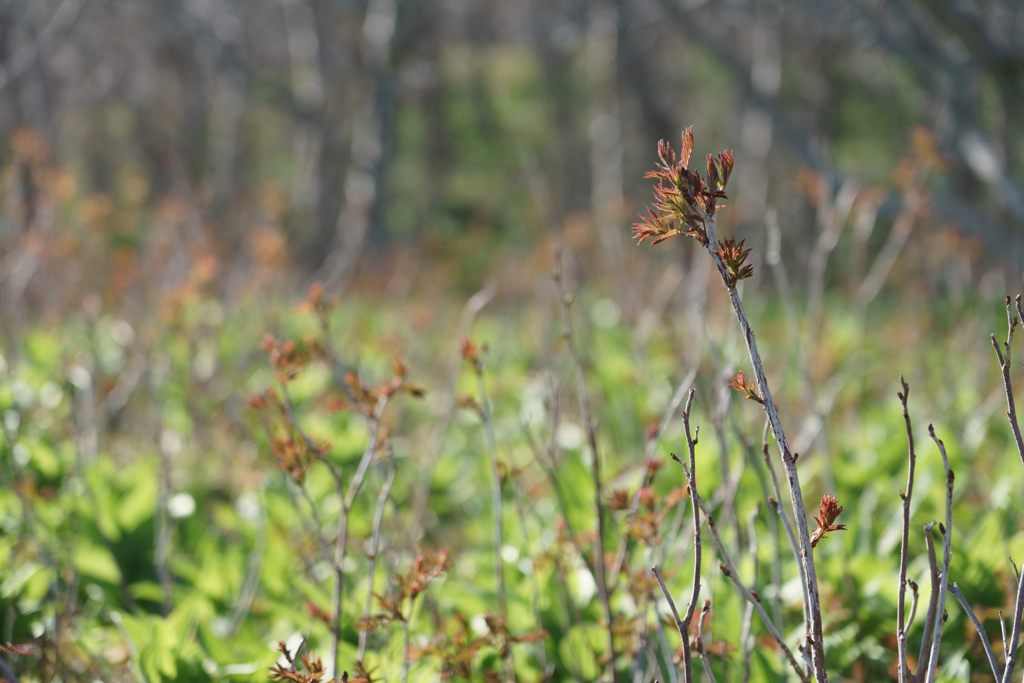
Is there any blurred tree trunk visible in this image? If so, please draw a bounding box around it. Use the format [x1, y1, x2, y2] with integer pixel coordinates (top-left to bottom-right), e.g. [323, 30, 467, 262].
[585, 1, 627, 298]
[321, 0, 401, 292]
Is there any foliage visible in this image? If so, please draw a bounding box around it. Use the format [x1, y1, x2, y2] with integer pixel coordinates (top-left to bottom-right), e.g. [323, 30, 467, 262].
[2, 122, 1024, 683]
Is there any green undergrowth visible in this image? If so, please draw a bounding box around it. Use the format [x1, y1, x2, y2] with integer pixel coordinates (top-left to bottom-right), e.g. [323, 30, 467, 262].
[0, 281, 1020, 682]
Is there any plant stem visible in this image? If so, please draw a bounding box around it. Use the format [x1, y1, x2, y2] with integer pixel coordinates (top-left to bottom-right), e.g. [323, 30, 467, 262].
[924, 426, 953, 683]
[917, 521, 940, 676]
[653, 565, 694, 683]
[897, 376, 917, 683]
[701, 211, 828, 682]
[680, 389, 702, 683]
[671, 452, 810, 683]
[1003, 558, 1024, 683]
[947, 582, 999, 680]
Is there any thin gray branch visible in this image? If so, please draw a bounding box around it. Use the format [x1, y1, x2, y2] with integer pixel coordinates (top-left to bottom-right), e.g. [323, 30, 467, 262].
[947, 582, 999, 680]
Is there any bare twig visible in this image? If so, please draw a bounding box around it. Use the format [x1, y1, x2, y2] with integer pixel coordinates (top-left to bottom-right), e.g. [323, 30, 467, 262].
[761, 429, 810, 638]
[664, 389, 704, 683]
[671, 454, 810, 683]
[554, 250, 616, 681]
[897, 376, 917, 683]
[697, 599, 717, 683]
[923, 425, 954, 683]
[647, 588, 680, 683]
[905, 580, 919, 638]
[653, 565, 694, 683]
[755, 421, 787, 644]
[701, 209, 828, 681]
[999, 610, 1009, 661]
[681, 390, 703, 672]
[947, 582, 999, 680]
[917, 521, 940, 675]
[1002, 564, 1024, 683]
[990, 296, 1024, 471]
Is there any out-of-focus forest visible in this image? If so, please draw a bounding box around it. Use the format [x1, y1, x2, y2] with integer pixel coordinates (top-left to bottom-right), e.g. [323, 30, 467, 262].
[6, 1, 1024, 682]
[5, 0, 1024, 308]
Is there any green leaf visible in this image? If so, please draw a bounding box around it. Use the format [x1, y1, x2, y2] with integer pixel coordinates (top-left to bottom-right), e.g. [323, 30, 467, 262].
[117, 468, 158, 533]
[75, 543, 123, 584]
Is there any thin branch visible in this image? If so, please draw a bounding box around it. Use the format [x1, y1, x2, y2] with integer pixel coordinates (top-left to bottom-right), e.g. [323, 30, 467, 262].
[672, 389, 704, 683]
[755, 421, 787, 645]
[554, 250, 616, 681]
[897, 376, 917, 683]
[653, 565, 694, 683]
[1002, 563, 1024, 683]
[648, 589, 680, 683]
[682, 391, 704, 675]
[697, 599, 717, 683]
[1000, 610, 1008, 661]
[905, 580, 919, 637]
[947, 582, 999, 680]
[990, 296, 1024, 471]
[993, 295, 1024, 683]
[701, 210, 828, 682]
[761, 428, 810, 638]
[671, 455, 810, 683]
[924, 425, 954, 683]
[917, 521, 940, 676]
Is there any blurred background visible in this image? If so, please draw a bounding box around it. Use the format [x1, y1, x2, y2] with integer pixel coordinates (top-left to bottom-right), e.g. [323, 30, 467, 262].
[5, 1, 1024, 681]
[3, 0, 1024, 316]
